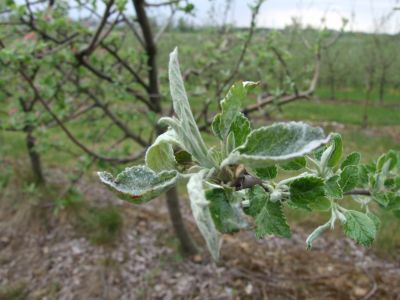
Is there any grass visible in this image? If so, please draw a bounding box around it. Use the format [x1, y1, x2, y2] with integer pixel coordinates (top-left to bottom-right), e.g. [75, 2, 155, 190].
[275, 100, 400, 126]
[0, 282, 28, 300]
[316, 85, 400, 104]
[75, 206, 123, 246]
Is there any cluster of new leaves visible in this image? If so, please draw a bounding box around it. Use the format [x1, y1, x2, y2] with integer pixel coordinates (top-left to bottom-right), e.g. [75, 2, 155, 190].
[98, 48, 400, 261]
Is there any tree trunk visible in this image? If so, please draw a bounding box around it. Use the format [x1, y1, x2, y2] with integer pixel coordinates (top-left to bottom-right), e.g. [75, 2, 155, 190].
[329, 76, 336, 100]
[362, 75, 374, 129]
[133, 0, 197, 256]
[379, 71, 386, 104]
[25, 125, 45, 185]
[165, 187, 198, 256]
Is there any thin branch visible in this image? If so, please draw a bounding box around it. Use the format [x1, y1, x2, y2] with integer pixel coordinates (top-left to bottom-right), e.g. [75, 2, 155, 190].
[215, 0, 264, 98]
[76, 0, 116, 57]
[344, 189, 371, 196]
[145, 0, 180, 7]
[154, 6, 177, 43]
[20, 70, 145, 163]
[84, 90, 148, 147]
[101, 42, 149, 89]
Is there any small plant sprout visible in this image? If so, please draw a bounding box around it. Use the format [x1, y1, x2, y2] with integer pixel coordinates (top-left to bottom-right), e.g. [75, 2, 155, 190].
[98, 48, 400, 261]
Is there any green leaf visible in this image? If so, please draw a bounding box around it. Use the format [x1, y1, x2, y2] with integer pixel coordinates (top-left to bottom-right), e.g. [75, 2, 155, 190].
[306, 221, 331, 249]
[244, 185, 268, 217]
[167, 48, 213, 167]
[343, 210, 376, 246]
[247, 166, 277, 180]
[97, 166, 179, 204]
[309, 196, 331, 211]
[206, 188, 247, 233]
[116, 0, 128, 11]
[187, 171, 220, 261]
[374, 158, 392, 190]
[280, 157, 306, 171]
[358, 165, 370, 186]
[377, 150, 398, 172]
[325, 175, 343, 200]
[145, 128, 180, 172]
[341, 152, 361, 169]
[366, 212, 381, 231]
[226, 131, 236, 154]
[174, 150, 192, 166]
[211, 114, 222, 140]
[289, 176, 327, 211]
[386, 194, 400, 211]
[229, 113, 251, 147]
[255, 200, 291, 239]
[222, 122, 329, 168]
[339, 165, 359, 193]
[372, 191, 397, 208]
[212, 81, 257, 141]
[327, 133, 343, 167]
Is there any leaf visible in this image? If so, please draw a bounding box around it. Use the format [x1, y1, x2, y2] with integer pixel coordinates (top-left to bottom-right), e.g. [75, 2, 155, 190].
[211, 114, 222, 140]
[289, 176, 327, 211]
[168, 48, 213, 167]
[343, 210, 376, 246]
[212, 82, 257, 141]
[244, 185, 268, 217]
[229, 113, 251, 147]
[377, 150, 398, 172]
[309, 196, 331, 211]
[206, 188, 247, 233]
[116, 0, 128, 11]
[386, 194, 400, 211]
[226, 131, 236, 154]
[174, 150, 192, 166]
[145, 128, 180, 172]
[366, 212, 381, 231]
[341, 152, 361, 169]
[222, 122, 329, 168]
[306, 221, 331, 249]
[97, 166, 179, 204]
[327, 133, 343, 167]
[339, 165, 359, 193]
[372, 191, 397, 208]
[325, 175, 343, 200]
[187, 171, 220, 261]
[280, 157, 306, 171]
[374, 158, 392, 190]
[358, 165, 370, 186]
[248, 166, 277, 180]
[255, 200, 291, 239]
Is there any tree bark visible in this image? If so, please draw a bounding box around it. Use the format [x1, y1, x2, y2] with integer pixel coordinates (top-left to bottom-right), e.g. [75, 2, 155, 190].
[25, 125, 45, 185]
[133, 0, 197, 256]
[328, 66, 336, 100]
[378, 70, 386, 104]
[165, 187, 198, 256]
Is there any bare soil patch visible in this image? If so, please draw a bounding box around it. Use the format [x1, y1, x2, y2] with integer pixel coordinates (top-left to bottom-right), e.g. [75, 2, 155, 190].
[1, 179, 399, 300]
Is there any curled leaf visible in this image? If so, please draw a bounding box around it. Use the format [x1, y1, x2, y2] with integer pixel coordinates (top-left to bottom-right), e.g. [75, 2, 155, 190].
[98, 166, 179, 204]
[222, 122, 330, 168]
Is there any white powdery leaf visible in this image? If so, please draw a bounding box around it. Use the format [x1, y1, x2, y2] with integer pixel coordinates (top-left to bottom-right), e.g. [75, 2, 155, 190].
[97, 166, 179, 203]
[145, 128, 183, 172]
[187, 170, 220, 261]
[168, 48, 212, 168]
[221, 122, 330, 167]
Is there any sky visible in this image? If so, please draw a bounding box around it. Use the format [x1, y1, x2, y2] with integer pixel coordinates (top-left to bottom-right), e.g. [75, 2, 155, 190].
[183, 0, 400, 33]
[18, 0, 400, 34]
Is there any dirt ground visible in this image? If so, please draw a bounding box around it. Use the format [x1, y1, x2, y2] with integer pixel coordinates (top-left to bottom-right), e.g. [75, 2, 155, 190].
[0, 179, 399, 300]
